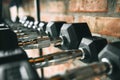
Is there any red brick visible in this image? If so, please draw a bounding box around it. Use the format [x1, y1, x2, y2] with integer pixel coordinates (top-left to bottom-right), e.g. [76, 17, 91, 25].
[40, 1, 48, 12]
[41, 13, 74, 23]
[54, 15, 74, 23]
[69, 0, 81, 12]
[79, 16, 120, 38]
[69, 0, 108, 12]
[116, 4, 120, 12]
[96, 17, 120, 38]
[47, 1, 65, 13]
[116, 0, 120, 12]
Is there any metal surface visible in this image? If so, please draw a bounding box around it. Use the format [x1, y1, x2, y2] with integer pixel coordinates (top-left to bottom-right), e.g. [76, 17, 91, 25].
[30, 49, 83, 68]
[35, 0, 44, 79]
[48, 62, 110, 80]
[18, 37, 50, 46]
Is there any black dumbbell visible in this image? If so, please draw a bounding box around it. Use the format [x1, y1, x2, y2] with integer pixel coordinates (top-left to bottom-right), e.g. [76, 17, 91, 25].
[0, 47, 40, 80]
[46, 21, 66, 40]
[79, 36, 107, 63]
[37, 21, 47, 36]
[60, 23, 92, 49]
[0, 25, 40, 80]
[32, 21, 40, 30]
[48, 41, 120, 80]
[0, 25, 18, 50]
[28, 21, 34, 29]
[29, 36, 107, 68]
[98, 41, 120, 80]
[24, 20, 30, 27]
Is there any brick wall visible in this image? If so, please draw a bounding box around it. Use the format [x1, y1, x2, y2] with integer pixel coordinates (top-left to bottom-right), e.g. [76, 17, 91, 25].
[38, 0, 120, 38]
[20, 0, 120, 37]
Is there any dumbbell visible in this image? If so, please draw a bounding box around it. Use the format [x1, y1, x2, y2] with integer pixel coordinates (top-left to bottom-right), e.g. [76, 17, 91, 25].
[32, 21, 40, 30]
[0, 26, 40, 80]
[19, 16, 38, 34]
[28, 21, 34, 29]
[28, 36, 107, 68]
[37, 21, 47, 36]
[31, 21, 48, 36]
[0, 25, 18, 50]
[59, 23, 92, 49]
[48, 41, 120, 80]
[0, 47, 40, 80]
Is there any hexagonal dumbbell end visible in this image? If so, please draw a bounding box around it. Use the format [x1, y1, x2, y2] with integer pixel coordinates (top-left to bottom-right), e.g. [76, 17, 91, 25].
[0, 47, 40, 80]
[0, 26, 18, 50]
[28, 21, 34, 28]
[79, 36, 107, 63]
[60, 23, 92, 50]
[99, 41, 120, 80]
[46, 21, 66, 40]
[37, 21, 47, 36]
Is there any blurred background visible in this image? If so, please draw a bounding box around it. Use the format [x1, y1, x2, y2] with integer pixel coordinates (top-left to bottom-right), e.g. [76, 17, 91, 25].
[2, 0, 120, 80]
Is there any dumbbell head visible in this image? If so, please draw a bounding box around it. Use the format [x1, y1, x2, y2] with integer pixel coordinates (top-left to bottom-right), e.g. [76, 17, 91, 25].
[60, 23, 92, 50]
[46, 21, 66, 40]
[0, 47, 40, 80]
[0, 26, 18, 50]
[37, 21, 47, 36]
[32, 21, 40, 30]
[79, 36, 107, 63]
[0, 47, 28, 64]
[38, 22, 47, 32]
[0, 60, 40, 80]
[24, 20, 30, 27]
[99, 41, 120, 80]
[28, 21, 34, 28]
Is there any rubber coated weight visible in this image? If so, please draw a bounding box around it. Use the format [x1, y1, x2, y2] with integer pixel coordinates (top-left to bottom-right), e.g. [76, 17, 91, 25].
[99, 41, 120, 80]
[79, 36, 107, 63]
[0, 26, 18, 50]
[60, 23, 92, 50]
[46, 21, 66, 40]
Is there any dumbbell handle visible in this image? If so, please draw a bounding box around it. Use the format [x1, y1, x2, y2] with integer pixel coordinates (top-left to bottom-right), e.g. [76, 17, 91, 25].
[18, 36, 62, 46]
[29, 49, 84, 68]
[18, 37, 50, 46]
[48, 62, 110, 80]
